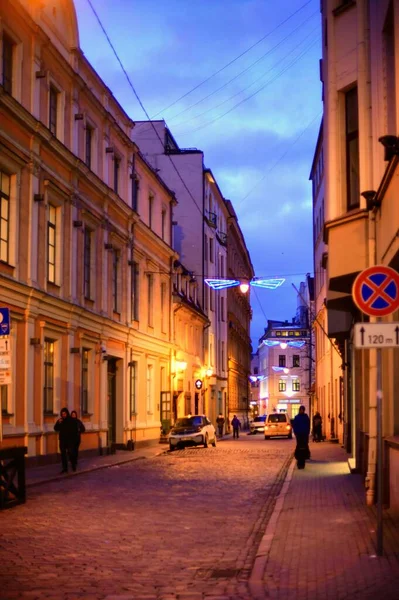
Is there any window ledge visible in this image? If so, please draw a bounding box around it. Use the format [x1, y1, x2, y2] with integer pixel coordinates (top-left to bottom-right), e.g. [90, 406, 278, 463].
[333, 1, 356, 17]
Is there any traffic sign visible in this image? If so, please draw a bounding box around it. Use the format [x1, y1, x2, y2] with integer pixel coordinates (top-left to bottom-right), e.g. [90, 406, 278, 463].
[0, 308, 10, 335]
[354, 322, 399, 348]
[352, 265, 399, 317]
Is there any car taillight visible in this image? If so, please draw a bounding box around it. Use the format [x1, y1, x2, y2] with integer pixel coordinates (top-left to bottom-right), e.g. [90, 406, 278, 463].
[265, 426, 269, 430]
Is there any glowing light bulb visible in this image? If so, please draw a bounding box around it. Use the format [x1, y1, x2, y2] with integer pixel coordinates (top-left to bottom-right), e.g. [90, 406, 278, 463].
[280, 342, 287, 350]
[239, 283, 249, 293]
[283, 368, 289, 374]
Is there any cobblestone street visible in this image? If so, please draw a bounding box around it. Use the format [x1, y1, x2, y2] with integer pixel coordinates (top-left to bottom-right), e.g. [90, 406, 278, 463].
[1, 436, 293, 600]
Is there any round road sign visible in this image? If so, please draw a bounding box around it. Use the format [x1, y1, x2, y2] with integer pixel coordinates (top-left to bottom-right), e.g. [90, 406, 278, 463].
[352, 265, 399, 317]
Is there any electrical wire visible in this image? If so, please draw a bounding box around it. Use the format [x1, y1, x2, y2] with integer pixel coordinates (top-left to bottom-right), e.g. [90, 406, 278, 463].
[85, 0, 205, 219]
[150, 0, 314, 119]
[173, 25, 319, 130]
[179, 37, 320, 135]
[235, 110, 322, 208]
[166, 12, 319, 125]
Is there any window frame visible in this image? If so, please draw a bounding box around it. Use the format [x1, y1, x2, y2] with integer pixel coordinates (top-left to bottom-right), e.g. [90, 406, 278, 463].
[292, 379, 300, 392]
[293, 354, 300, 367]
[0, 170, 10, 264]
[49, 84, 58, 136]
[279, 354, 286, 368]
[345, 86, 360, 211]
[81, 348, 90, 415]
[129, 360, 137, 415]
[47, 204, 57, 284]
[278, 379, 287, 392]
[2, 33, 13, 94]
[43, 338, 55, 414]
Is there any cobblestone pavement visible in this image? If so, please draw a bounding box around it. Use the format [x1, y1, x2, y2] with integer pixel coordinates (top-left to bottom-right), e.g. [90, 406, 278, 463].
[260, 443, 399, 600]
[0, 435, 293, 600]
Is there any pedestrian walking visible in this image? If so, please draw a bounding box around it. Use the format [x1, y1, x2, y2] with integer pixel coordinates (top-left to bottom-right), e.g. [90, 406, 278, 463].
[54, 407, 79, 473]
[71, 410, 85, 467]
[293, 405, 311, 469]
[312, 411, 323, 442]
[231, 415, 241, 439]
[216, 413, 225, 437]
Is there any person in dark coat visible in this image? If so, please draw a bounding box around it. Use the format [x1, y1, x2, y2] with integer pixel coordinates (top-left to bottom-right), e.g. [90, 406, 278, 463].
[71, 410, 85, 467]
[312, 412, 322, 442]
[293, 406, 311, 469]
[216, 413, 225, 437]
[54, 407, 79, 473]
[231, 415, 241, 439]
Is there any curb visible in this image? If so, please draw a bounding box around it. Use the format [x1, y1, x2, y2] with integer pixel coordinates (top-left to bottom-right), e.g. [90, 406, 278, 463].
[248, 456, 296, 599]
[26, 448, 166, 488]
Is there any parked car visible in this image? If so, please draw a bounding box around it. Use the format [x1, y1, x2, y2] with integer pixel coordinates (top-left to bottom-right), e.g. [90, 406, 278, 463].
[250, 415, 267, 434]
[264, 413, 293, 439]
[169, 415, 217, 451]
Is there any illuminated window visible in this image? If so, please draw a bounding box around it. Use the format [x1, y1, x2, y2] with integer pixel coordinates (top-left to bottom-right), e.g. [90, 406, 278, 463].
[292, 379, 300, 392]
[0, 170, 10, 263]
[43, 339, 55, 413]
[278, 379, 286, 392]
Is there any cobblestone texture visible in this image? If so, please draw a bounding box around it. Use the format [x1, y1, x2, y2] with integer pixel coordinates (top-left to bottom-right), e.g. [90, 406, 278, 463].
[0, 436, 292, 600]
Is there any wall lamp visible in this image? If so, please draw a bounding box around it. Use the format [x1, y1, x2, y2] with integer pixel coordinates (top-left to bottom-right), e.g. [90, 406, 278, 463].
[378, 135, 399, 161]
[361, 190, 380, 211]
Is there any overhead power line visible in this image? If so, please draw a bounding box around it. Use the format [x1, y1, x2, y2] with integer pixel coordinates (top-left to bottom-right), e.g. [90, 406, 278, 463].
[85, 0, 205, 219]
[166, 11, 318, 126]
[173, 24, 319, 131]
[150, 0, 314, 119]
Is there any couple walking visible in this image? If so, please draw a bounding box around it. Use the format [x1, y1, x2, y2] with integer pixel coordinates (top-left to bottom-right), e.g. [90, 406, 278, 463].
[54, 408, 85, 473]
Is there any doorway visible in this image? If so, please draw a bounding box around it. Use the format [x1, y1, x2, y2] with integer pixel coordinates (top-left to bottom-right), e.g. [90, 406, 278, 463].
[107, 358, 117, 445]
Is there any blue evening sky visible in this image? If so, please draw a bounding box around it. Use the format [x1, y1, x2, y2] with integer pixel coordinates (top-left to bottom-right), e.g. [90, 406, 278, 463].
[74, 0, 322, 348]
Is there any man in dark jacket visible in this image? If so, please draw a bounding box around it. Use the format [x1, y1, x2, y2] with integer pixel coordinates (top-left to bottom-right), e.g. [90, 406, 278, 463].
[293, 405, 311, 467]
[54, 407, 79, 473]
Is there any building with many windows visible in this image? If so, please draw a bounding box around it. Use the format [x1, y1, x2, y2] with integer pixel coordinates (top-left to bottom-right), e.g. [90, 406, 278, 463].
[0, 0, 177, 457]
[316, 0, 399, 509]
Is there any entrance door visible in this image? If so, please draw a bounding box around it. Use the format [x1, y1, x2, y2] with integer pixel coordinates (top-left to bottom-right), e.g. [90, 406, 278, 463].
[107, 358, 117, 445]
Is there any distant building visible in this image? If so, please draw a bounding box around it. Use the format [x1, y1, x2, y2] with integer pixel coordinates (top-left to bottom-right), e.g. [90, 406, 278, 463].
[257, 280, 313, 420]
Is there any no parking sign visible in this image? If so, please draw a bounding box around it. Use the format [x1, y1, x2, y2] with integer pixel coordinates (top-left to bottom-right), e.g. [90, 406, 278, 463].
[352, 265, 399, 317]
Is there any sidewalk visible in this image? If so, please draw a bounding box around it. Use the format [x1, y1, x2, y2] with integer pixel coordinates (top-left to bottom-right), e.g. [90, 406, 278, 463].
[25, 442, 167, 487]
[250, 442, 399, 600]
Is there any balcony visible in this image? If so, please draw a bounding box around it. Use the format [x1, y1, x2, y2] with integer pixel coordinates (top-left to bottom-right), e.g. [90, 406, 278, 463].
[324, 209, 369, 294]
[205, 211, 217, 228]
[216, 231, 227, 246]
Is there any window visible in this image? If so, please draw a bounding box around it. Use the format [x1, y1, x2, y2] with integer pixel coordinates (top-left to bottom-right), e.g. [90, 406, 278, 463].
[221, 296, 225, 321]
[49, 85, 58, 135]
[209, 237, 214, 263]
[279, 355, 286, 367]
[2, 34, 13, 94]
[147, 273, 153, 326]
[131, 261, 139, 321]
[293, 354, 300, 367]
[47, 205, 56, 283]
[161, 282, 167, 333]
[345, 87, 359, 211]
[112, 249, 119, 313]
[0, 170, 10, 263]
[113, 156, 120, 194]
[292, 379, 300, 392]
[43, 339, 55, 413]
[148, 194, 153, 229]
[1, 385, 8, 413]
[204, 235, 208, 262]
[278, 379, 286, 392]
[131, 175, 139, 212]
[161, 208, 167, 240]
[85, 125, 93, 169]
[81, 348, 89, 414]
[83, 228, 92, 299]
[130, 360, 137, 414]
[146, 364, 153, 413]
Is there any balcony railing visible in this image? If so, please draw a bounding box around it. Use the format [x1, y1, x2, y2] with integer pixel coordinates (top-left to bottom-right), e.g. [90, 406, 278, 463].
[205, 211, 217, 228]
[217, 231, 227, 246]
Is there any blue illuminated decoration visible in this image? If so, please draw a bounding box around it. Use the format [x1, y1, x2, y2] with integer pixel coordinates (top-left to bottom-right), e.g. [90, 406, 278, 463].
[272, 366, 287, 372]
[250, 277, 285, 290]
[249, 375, 265, 382]
[262, 340, 306, 348]
[287, 340, 306, 348]
[204, 277, 285, 291]
[204, 279, 240, 290]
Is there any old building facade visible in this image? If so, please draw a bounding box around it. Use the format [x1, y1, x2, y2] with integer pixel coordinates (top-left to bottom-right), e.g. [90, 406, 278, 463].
[0, 0, 177, 457]
[317, 0, 399, 509]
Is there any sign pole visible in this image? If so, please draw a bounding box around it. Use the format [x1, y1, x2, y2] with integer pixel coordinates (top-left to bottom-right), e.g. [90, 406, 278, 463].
[376, 344, 383, 556]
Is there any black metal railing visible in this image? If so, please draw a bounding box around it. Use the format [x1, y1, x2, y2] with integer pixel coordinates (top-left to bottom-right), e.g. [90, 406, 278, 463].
[0, 446, 27, 509]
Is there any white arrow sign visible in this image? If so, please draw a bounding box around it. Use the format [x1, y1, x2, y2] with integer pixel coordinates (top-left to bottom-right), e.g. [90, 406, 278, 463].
[354, 322, 399, 348]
